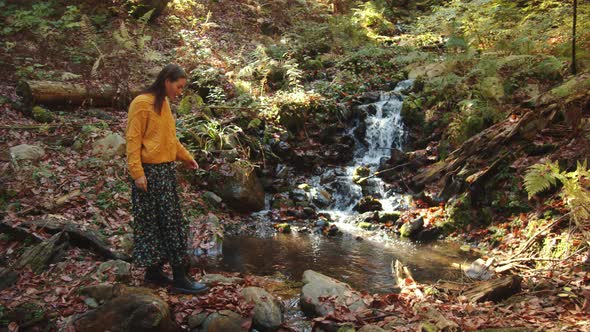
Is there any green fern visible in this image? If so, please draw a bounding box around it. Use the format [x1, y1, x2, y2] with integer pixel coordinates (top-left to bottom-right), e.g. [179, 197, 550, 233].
[524, 161, 560, 198]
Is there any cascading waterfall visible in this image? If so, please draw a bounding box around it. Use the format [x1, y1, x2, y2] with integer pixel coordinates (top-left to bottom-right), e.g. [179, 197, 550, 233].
[317, 79, 413, 219]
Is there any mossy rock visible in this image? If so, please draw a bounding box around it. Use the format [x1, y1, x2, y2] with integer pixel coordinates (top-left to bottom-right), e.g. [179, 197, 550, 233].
[352, 166, 371, 185]
[438, 193, 472, 235]
[358, 222, 373, 230]
[378, 211, 401, 223]
[32, 106, 55, 123]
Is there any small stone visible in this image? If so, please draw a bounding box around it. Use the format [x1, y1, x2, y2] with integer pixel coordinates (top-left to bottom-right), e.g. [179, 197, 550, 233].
[199, 274, 244, 286]
[203, 191, 223, 206]
[84, 297, 99, 308]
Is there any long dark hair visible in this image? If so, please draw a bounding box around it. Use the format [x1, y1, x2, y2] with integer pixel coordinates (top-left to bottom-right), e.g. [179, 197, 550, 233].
[143, 64, 187, 113]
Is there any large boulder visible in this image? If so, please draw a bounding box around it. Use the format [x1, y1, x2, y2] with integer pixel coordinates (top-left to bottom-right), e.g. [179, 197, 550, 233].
[9, 144, 45, 161]
[92, 133, 126, 160]
[300, 270, 367, 317]
[209, 162, 265, 212]
[241, 287, 283, 331]
[69, 287, 177, 332]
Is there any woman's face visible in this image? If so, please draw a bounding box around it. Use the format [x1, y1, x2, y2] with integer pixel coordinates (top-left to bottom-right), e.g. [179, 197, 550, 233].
[165, 78, 187, 102]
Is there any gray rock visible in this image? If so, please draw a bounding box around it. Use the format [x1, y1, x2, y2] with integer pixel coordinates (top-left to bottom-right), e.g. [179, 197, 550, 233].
[290, 188, 309, 203]
[199, 274, 244, 286]
[84, 297, 99, 308]
[311, 189, 332, 208]
[353, 196, 383, 213]
[241, 287, 283, 331]
[92, 133, 126, 159]
[203, 191, 223, 206]
[209, 162, 265, 212]
[10, 144, 45, 161]
[300, 270, 367, 317]
[201, 310, 248, 332]
[97, 260, 131, 282]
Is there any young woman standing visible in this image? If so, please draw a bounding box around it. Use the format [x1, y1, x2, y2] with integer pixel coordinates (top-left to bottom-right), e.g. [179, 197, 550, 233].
[126, 64, 208, 294]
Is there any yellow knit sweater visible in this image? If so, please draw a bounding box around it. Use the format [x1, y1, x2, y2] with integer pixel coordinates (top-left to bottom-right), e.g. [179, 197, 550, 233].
[126, 94, 193, 180]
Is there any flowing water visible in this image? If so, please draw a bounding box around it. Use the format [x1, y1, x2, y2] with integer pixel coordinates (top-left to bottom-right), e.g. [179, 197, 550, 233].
[205, 80, 473, 294]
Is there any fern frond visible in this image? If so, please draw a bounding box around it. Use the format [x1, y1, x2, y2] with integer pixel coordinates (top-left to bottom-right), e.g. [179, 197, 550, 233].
[524, 161, 559, 198]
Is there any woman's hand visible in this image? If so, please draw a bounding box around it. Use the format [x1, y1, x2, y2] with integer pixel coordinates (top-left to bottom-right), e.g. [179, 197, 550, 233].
[135, 176, 148, 192]
[184, 159, 199, 170]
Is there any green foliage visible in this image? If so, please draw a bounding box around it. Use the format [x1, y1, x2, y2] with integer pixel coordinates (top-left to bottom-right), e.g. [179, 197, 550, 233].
[524, 161, 561, 198]
[525, 160, 590, 226]
[178, 93, 204, 116]
[1, 2, 81, 36]
[447, 99, 500, 145]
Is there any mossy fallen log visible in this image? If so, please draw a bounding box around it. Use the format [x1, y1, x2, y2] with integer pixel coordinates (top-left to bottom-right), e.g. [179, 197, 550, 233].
[463, 275, 522, 303]
[13, 232, 69, 273]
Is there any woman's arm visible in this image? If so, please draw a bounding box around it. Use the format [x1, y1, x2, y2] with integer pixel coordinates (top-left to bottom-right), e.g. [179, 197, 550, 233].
[126, 103, 149, 180]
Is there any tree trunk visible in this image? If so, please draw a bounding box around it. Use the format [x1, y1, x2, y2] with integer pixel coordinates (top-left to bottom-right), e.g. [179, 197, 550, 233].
[16, 80, 141, 110]
[22, 218, 131, 262]
[463, 275, 522, 303]
[13, 232, 69, 274]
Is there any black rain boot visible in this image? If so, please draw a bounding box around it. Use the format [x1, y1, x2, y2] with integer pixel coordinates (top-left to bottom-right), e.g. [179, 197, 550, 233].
[144, 264, 173, 286]
[171, 264, 208, 294]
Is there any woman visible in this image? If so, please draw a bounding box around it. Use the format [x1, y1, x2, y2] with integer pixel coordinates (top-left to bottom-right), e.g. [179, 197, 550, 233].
[126, 64, 208, 294]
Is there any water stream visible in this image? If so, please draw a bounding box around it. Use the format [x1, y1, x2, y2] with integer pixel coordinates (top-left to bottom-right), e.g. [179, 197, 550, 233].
[205, 80, 472, 295]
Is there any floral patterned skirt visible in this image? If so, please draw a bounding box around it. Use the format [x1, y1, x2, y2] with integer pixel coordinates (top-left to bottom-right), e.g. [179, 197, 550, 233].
[130, 162, 188, 267]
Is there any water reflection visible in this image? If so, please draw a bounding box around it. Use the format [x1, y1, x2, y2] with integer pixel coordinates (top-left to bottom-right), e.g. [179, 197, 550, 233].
[206, 232, 474, 293]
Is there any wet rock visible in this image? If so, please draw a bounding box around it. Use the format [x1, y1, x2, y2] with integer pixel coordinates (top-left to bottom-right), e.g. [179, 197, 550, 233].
[302, 207, 316, 219]
[292, 150, 320, 170]
[415, 227, 441, 242]
[209, 162, 265, 212]
[70, 287, 177, 332]
[290, 188, 309, 203]
[399, 216, 424, 238]
[311, 188, 332, 208]
[353, 122, 367, 145]
[10, 144, 45, 161]
[199, 274, 244, 286]
[241, 287, 283, 331]
[92, 133, 126, 159]
[97, 260, 131, 282]
[353, 196, 383, 213]
[378, 211, 401, 223]
[359, 91, 381, 104]
[348, 212, 377, 224]
[300, 270, 367, 317]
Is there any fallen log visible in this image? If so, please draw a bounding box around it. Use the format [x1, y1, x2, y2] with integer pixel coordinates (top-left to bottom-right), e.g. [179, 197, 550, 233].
[22, 218, 131, 262]
[463, 275, 522, 303]
[13, 232, 69, 273]
[16, 80, 142, 110]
